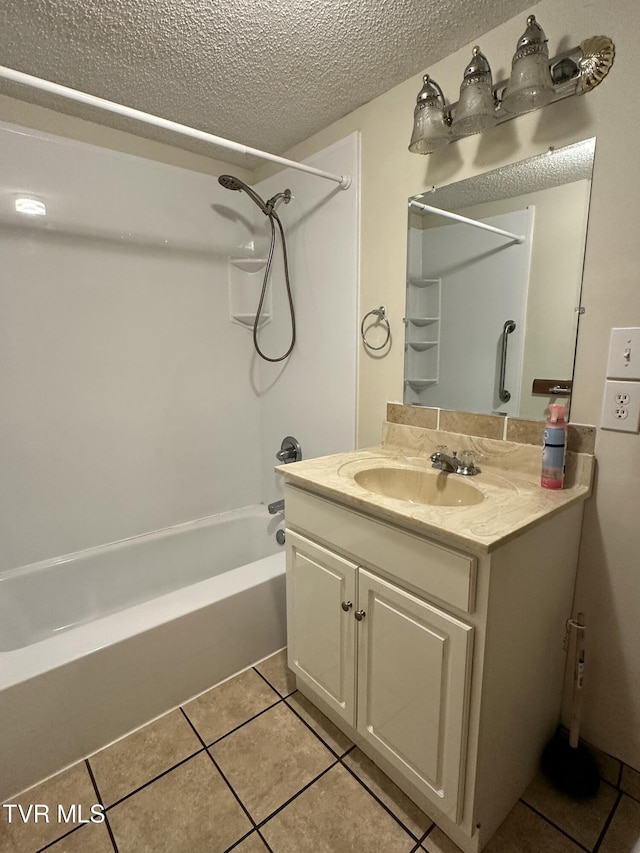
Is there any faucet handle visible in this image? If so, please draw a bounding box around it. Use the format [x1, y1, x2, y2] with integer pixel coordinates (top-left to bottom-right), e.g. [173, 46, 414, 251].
[435, 444, 449, 455]
[458, 449, 480, 474]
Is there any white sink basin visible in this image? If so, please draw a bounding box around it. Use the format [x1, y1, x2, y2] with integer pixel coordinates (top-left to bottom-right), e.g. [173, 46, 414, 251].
[353, 465, 484, 507]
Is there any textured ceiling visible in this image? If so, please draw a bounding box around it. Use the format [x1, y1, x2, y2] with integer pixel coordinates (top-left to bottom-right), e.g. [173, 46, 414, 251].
[0, 0, 533, 168]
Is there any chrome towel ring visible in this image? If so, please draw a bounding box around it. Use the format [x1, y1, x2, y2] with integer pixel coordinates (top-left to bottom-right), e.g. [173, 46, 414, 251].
[361, 306, 391, 351]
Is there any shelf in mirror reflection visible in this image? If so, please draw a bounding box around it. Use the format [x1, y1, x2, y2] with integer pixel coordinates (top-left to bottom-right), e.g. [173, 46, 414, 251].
[405, 317, 438, 326]
[405, 378, 438, 389]
[408, 277, 441, 287]
[405, 342, 438, 351]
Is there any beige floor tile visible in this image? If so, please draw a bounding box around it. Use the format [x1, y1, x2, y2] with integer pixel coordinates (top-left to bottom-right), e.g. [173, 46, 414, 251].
[108, 751, 251, 853]
[0, 762, 98, 853]
[286, 692, 353, 756]
[622, 764, 640, 802]
[343, 748, 432, 838]
[599, 794, 640, 853]
[423, 802, 590, 853]
[209, 702, 335, 823]
[421, 827, 466, 853]
[521, 770, 618, 849]
[183, 668, 280, 744]
[484, 801, 584, 853]
[587, 741, 622, 788]
[233, 831, 271, 852]
[254, 649, 296, 697]
[45, 822, 114, 852]
[261, 763, 415, 853]
[89, 709, 201, 805]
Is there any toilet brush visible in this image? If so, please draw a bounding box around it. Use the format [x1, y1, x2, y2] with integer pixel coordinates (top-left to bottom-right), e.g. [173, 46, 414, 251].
[541, 613, 600, 798]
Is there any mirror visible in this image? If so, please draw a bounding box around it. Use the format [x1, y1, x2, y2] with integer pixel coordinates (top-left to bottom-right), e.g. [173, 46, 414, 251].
[404, 138, 595, 420]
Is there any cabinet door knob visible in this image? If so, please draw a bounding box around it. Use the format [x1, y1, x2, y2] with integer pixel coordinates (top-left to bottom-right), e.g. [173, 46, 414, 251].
[355, 609, 366, 621]
[341, 600, 353, 612]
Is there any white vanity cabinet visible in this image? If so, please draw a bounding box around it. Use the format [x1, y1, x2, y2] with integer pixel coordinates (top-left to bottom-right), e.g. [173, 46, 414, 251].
[287, 529, 472, 821]
[284, 482, 586, 853]
[286, 531, 357, 727]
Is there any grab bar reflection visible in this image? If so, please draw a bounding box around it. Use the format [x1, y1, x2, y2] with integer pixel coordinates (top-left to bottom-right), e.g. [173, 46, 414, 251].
[499, 320, 516, 403]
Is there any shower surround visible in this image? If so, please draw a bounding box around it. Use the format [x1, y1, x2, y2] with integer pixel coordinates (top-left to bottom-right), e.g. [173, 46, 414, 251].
[0, 121, 359, 796]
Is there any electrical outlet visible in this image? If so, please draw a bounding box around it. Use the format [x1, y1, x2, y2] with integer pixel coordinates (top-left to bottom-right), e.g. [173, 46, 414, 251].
[607, 327, 640, 379]
[601, 380, 640, 432]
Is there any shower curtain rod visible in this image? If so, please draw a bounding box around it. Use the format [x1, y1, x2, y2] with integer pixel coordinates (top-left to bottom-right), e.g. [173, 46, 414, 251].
[409, 199, 525, 243]
[0, 65, 352, 190]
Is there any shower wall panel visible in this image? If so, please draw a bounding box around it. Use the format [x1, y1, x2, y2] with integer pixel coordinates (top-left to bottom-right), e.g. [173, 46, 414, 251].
[0, 121, 262, 571]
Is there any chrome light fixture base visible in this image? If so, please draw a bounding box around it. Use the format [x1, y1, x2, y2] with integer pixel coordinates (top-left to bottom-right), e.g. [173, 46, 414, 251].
[576, 36, 616, 93]
[409, 17, 615, 155]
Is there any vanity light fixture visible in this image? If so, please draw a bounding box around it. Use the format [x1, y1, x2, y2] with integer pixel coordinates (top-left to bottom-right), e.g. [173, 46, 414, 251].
[409, 16, 615, 154]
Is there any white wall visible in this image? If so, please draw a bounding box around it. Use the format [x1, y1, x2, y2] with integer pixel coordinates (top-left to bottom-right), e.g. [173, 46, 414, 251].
[253, 134, 359, 504]
[257, 0, 640, 770]
[0, 121, 262, 570]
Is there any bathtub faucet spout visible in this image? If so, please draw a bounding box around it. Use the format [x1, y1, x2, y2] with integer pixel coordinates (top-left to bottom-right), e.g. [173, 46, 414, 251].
[268, 499, 285, 514]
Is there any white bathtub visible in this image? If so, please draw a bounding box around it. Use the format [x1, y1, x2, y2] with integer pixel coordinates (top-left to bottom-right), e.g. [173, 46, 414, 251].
[0, 505, 287, 801]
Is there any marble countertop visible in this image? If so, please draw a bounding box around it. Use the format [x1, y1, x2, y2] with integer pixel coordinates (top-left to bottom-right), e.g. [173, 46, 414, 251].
[277, 422, 594, 554]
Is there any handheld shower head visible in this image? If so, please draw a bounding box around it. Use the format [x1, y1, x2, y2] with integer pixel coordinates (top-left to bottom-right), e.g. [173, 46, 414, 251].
[218, 174, 270, 215]
[217, 175, 296, 362]
[218, 174, 244, 191]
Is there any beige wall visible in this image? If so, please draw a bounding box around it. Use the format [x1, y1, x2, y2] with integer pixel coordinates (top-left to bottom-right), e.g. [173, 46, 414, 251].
[2, 0, 638, 768]
[258, 1, 640, 768]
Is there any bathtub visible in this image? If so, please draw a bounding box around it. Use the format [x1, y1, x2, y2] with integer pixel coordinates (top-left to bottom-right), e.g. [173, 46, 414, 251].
[0, 505, 287, 801]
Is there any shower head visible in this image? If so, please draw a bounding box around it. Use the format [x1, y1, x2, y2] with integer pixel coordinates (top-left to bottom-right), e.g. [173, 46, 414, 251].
[218, 174, 244, 192]
[218, 174, 270, 216]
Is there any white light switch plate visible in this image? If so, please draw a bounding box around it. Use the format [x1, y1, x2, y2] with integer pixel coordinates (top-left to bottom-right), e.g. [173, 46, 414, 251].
[601, 380, 640, 432]
[607, 327, 640, 379]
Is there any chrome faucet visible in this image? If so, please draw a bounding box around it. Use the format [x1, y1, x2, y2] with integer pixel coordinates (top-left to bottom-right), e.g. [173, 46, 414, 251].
[429, 446, 480, 476]
[430, 448, 459, 473]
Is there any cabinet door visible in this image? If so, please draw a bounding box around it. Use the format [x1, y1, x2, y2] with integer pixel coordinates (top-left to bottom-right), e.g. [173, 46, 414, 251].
[286, 531, 357, 726]
[356, 569, 473, 821]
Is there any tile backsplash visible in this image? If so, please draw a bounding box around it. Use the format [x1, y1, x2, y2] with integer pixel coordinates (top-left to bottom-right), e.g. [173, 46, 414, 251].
[386, 403, 596, 455]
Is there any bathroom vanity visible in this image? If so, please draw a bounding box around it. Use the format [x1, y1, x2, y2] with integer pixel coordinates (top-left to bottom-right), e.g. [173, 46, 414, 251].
[278, 420, 594, 853]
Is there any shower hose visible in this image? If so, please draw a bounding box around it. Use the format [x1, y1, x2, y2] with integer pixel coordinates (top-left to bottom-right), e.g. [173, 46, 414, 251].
[254, 212, 295, 362]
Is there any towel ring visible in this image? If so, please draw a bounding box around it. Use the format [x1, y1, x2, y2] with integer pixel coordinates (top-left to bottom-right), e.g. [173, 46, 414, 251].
[361, 306, 391, 351]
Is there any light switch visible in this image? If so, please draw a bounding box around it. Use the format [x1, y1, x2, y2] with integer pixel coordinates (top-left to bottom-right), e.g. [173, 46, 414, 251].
[606, 327, 640, 379]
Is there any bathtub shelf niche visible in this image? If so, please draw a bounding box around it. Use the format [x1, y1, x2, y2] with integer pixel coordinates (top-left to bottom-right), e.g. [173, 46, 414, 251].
[228, 255, 272, 329]
[229, 257, 267, 273]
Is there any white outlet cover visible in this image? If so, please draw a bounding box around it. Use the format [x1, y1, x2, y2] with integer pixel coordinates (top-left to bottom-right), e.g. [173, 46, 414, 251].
[601, 380, 640, 432]
[606, 327, 640, 379]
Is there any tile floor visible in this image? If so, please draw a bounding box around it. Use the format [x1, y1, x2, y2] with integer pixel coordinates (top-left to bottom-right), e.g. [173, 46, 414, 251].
[2, 649, 640, 853]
